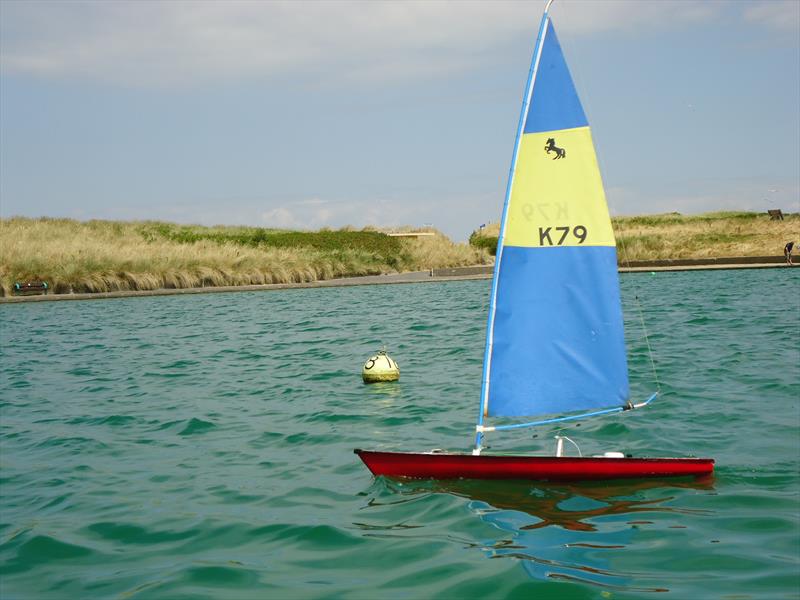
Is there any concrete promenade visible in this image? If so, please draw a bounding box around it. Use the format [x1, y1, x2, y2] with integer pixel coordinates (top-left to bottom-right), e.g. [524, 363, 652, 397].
[1, 256, 795, 304]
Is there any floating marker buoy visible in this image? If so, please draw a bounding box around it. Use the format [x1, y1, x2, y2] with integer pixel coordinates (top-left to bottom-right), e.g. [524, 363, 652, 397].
[362, 350, 400, 383]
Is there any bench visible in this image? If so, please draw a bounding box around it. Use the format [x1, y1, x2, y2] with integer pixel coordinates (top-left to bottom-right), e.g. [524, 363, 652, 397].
[13, 281, 49, 296]
[768, 209, 784, 221]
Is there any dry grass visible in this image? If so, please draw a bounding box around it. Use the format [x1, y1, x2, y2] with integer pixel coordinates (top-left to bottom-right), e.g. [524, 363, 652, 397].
[0, 218, 488, 296]
[395, 230, 489, 270]
[473, 212, 800, 261]
[4, 212, 792, 297]
[613, 212, 800, 261]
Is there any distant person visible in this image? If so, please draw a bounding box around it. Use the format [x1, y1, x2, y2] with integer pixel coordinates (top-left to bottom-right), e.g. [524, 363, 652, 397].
[784, 241, 794, 265]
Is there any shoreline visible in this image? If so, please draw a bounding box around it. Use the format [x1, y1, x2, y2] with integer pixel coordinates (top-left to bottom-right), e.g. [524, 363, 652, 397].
[2, 257, 795, 304]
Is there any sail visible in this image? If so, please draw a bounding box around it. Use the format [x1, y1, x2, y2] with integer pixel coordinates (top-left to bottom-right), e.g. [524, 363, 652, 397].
[481, 17, 629, 419]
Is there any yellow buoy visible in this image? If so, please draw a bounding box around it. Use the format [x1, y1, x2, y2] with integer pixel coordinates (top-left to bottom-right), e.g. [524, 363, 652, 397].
[362, 350, 400, 383]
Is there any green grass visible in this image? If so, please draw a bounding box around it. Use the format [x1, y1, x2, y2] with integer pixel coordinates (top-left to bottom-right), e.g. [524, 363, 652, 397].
[467, 231, 499, 256]
[138, 223, 406, 266]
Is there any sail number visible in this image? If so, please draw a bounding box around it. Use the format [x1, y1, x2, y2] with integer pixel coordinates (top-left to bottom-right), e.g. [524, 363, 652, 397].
[537, 225, 587, 246]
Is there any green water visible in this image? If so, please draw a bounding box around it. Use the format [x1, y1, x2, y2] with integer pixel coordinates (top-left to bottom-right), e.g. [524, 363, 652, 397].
[1, 269, 798, 599]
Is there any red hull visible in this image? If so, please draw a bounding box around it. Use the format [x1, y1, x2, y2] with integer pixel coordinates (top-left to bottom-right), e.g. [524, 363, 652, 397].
[355, 449, 714, 481]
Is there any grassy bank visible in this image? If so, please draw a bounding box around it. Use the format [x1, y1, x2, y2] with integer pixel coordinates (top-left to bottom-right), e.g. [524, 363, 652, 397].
[470, 211, 800, 260]
[0, 218, 488, 297]
[3, 212, 797, 298]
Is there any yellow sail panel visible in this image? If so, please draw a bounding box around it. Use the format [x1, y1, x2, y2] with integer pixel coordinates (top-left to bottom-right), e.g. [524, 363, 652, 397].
[503, 126, 616, 249]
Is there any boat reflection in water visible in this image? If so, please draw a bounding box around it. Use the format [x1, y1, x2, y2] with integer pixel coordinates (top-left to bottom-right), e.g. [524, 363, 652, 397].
[432, 476, 715, 531]
[383, 476, 715, 592]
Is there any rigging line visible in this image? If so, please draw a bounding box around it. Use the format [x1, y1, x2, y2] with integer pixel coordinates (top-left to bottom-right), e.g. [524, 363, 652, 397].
[556, 435, 582, 457]
[559, 1, 661, 393]
[615, 219, 662, 393]
[614, 219, 662, 393]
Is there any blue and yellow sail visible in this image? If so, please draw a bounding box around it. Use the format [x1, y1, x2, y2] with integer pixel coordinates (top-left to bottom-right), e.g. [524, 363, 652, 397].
[478, 11, 629, 431]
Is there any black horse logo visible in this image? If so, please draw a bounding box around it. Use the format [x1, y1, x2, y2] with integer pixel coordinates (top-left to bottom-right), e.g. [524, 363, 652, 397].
[544, 138, 566, 159]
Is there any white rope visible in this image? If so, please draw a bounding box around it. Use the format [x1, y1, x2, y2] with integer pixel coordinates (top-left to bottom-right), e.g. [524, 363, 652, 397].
[556, 435, 582, 457]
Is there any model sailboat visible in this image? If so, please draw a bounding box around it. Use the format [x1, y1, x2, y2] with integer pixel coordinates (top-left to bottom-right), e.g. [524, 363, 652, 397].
[355, 1, 713, 481]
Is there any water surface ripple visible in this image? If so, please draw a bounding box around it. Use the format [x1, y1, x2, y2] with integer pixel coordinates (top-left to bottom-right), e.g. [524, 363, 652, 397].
[1, 270, 798, 599]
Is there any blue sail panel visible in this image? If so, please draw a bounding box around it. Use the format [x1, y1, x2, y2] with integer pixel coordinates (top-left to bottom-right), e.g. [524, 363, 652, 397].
[478, 12, 630, 430]
[524, 20, 587, 134]
[487, 246, 629, 417]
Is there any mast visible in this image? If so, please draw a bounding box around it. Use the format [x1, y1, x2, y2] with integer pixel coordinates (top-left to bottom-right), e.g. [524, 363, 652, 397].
[474, 1, 554, 455]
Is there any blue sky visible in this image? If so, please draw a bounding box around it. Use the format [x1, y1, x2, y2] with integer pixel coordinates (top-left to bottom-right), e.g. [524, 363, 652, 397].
[1, 0, 798, 240]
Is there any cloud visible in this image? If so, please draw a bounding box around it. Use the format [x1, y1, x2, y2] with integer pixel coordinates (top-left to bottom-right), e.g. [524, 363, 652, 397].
[553, 0, 720, 34]
[607, 178, 800, 217]
[259, 197, 402, 231]
[1, 0, 730, 88]
[260, 207, 299, 229]
[743, 1, 800, 31]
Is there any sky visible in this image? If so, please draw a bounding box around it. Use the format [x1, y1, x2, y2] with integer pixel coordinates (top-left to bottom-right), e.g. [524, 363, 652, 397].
[1, 0, 798, 240]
